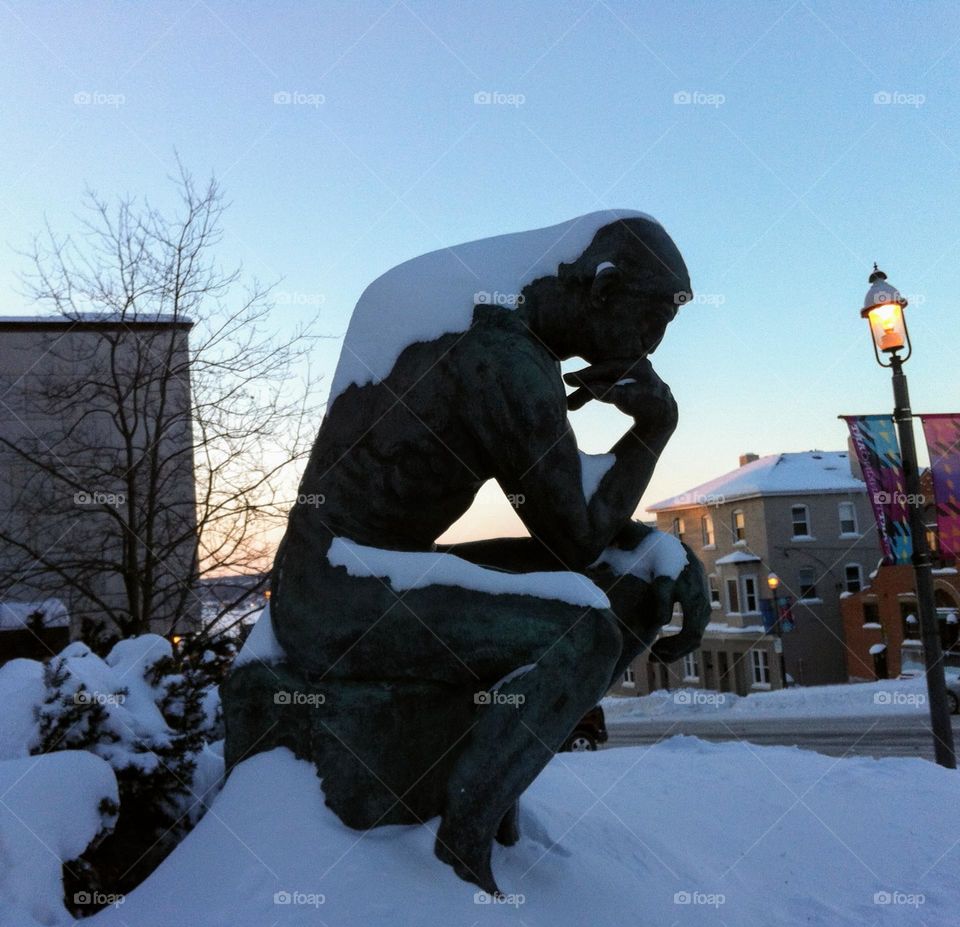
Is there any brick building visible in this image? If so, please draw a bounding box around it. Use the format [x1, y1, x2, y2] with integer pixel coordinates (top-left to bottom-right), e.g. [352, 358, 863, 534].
[840, 472, 960, 680]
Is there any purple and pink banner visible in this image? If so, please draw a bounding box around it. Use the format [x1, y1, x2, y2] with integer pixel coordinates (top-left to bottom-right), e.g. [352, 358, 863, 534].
[920, 414, 960, 559]
[843, 415, 913, 565]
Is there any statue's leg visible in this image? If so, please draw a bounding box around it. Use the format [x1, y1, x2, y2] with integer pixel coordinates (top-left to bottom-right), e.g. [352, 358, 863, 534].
[447, 536, 665, 697]
[271, 530, 622, 895]
[431, 599, 620, 894]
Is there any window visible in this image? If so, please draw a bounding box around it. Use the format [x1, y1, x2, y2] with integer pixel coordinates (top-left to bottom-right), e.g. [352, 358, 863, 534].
[844, 564, 862, 593]
[839, 502, 858, 535]
[732, 509, 745, 543]
[701, 514, 715, 547]
[751, 649, 770, 686]
[682, 652, 700, 679]
[623, 664, 635, 686]
[791, 504, 810, 537]
[863, 602, 881, 627]
[726, 578, 740, 613]
[742, 575, 759, 613]
[798, 567, 817, 600]
[709, 575, 721, 608]
[672, 517, 685, 539]
[896, 599, 920, 640]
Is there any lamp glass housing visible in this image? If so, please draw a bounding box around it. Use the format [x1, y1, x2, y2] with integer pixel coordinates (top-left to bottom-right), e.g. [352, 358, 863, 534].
[865, 301, 906, 353]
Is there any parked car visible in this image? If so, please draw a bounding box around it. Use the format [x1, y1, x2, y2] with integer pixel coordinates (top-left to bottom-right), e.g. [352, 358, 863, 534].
[560, 705, 608, 752]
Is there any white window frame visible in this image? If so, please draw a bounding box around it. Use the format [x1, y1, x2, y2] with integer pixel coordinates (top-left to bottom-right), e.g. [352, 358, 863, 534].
[622, 664, 636, 687]
[838, 501, 858, 536]
[732, 509, 746, 544]
[751, 648, 771, 688]
[672, 516, 685, 539]
[701, 513, 715, 548]
[844, 563, 863, 593]
[741, 575, 759, 614]
[791, 504, 812, 539]
[682, 652, 700, 680]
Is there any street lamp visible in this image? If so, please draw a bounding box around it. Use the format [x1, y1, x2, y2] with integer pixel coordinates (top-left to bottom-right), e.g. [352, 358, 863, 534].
[767, 573, 787, 688]
[860, 265, 956, 769]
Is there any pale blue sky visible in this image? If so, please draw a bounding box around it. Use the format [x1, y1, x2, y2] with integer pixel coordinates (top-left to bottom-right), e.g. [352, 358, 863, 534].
[2, 1, 958, 542]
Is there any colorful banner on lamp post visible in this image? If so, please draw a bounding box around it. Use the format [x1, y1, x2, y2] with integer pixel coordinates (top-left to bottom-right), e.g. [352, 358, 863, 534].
[920, 414, 960, 558]
[843, 415, 913, 564]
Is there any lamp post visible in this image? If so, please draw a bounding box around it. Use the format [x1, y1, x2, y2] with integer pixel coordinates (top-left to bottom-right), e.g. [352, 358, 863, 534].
[767, 573, 788, 687]
[860, 265, 956, 769]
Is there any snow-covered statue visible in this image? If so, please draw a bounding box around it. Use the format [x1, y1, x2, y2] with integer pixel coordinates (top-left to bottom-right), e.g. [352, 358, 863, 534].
[222, 210, 710, 895]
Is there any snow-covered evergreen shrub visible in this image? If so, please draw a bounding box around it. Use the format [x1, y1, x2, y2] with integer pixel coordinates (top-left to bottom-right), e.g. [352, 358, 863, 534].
[30, 634, 226, 914]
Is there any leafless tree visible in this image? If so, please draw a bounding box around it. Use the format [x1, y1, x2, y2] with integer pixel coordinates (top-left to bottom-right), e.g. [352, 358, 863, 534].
[0, 161, 323, 644]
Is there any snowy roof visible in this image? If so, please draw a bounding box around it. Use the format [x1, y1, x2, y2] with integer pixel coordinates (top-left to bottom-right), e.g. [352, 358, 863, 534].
[0, 313, 191, 327]
[0, 599, 69, 630]
[714, 550, 761, 565]
[328, 209, 660, 403]
[649, 451, 864, 512]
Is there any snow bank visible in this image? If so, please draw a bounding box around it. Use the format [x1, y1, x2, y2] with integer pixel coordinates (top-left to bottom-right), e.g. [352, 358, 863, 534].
[603, 676, 934, 721]
[593, 529, 688, 582]
[0, 657, 44, 758]
[88, 742, 960, 926]
[328, 537, 610, 608]
[0, 751, 117, 926]
[329, 209, 658, 402]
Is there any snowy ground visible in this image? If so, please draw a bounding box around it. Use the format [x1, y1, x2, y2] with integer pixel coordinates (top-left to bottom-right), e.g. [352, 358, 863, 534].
[603, 676, 937, 722]
[85, 742, 960, 927]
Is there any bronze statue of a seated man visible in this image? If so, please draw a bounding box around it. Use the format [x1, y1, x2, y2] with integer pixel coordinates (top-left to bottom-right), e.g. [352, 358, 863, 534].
[266, 211, 710, 894]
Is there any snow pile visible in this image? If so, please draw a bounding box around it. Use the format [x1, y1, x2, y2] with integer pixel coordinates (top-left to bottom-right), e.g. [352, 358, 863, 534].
[603, 676, 933, 721]
[0, 657, 45, 758]
[578, 451, 615, 502]
[41, 637, 175, 771]
[328, 537, 610, 608]
[233, 604, 285, 668]
[87, 742, 960, 926]
[0, 597, 69, 629]
[329, 209, 658, 402]
[593, 529, 688, 582]
[0, 751, 117, 926]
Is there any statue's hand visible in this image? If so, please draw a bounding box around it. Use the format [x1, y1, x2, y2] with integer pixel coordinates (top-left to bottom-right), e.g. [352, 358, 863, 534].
[648, 543, 711, 665]
[564, 359, 678, 434]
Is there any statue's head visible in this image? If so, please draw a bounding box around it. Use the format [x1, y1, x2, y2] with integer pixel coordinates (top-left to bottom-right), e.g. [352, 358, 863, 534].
[531, 217, 691, 365]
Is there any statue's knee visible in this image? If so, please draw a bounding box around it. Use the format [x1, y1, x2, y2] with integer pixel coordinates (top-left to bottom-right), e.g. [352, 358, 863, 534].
[561, 609, 621, 673]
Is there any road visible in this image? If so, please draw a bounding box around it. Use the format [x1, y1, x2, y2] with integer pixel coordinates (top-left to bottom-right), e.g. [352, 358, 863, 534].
[605, 713, 960, 762]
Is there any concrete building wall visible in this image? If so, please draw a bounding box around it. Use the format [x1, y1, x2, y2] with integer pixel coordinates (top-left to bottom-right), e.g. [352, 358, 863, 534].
[0, 318, 198, 639]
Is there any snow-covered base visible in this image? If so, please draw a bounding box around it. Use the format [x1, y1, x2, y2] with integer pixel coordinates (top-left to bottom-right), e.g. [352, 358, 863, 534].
[603, 676, 937, 721]
[88, 742, 959, 926]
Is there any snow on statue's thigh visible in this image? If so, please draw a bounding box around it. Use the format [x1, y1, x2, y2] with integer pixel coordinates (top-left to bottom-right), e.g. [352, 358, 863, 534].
[327, 537, 610, 609]
[327, 209, 660, 403]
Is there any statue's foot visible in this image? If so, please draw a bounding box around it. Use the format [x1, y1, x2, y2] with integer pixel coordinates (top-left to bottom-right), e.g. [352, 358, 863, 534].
[495, 802, 520, 847]
[435, 824, 500, 896]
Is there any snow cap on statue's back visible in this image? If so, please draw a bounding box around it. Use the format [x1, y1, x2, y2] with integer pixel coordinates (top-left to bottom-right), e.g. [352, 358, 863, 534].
[327, 210, 688, 404]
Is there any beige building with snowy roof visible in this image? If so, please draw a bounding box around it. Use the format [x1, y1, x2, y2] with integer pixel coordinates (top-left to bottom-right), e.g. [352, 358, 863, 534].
[610, 450, 882, 697]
